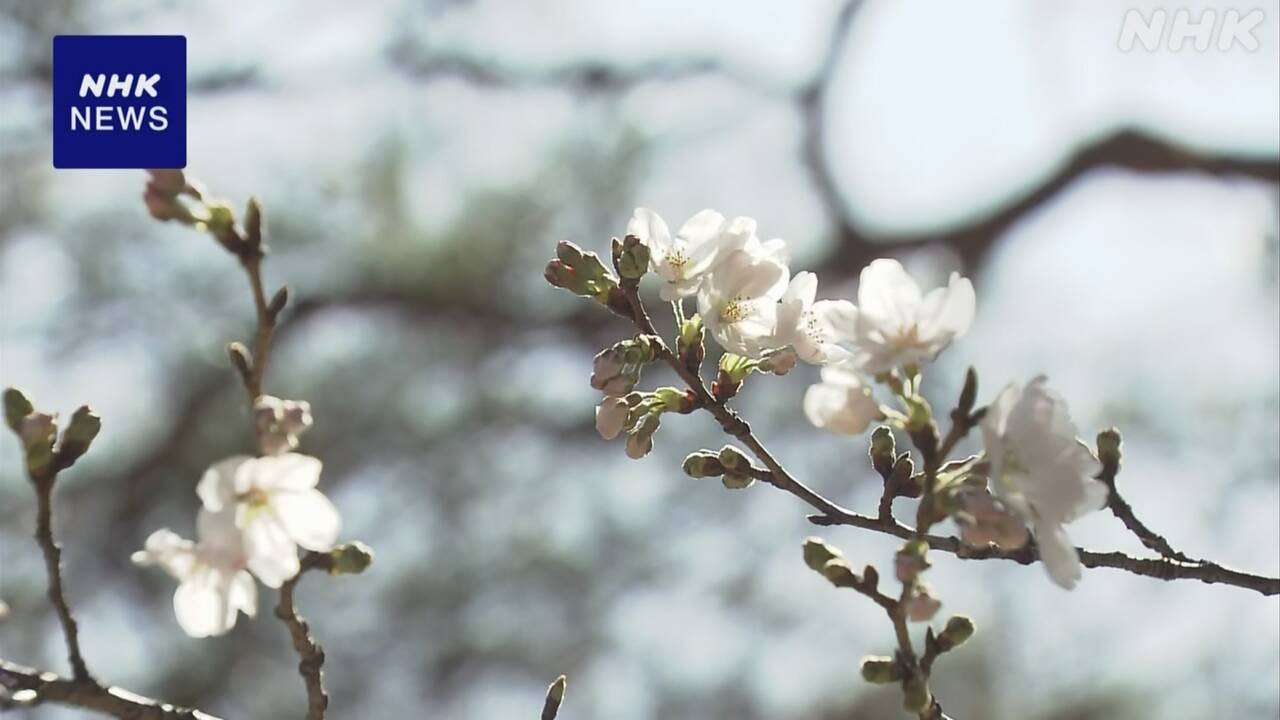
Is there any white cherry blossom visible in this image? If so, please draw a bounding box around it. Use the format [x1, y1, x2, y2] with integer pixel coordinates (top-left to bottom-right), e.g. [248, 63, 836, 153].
[981, 376, 1108, 589]
[696, 245, 790, 357]
[849, 259, 975, 374]
[803, 364, 882, 435]
[775, 271, 857, 365]
[132, 509, 256, 638]
[197, 454, 341, 588]
[628, 208, 730, 301]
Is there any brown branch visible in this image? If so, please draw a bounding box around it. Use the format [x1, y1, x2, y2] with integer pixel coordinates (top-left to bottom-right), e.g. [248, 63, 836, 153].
[1095, 433, 1192, 563]
[618, 282, 1280, 597]
[807, 510, 1280, 596]
[239, 249, 278, 401]
[31, 472, 90, 682]
[274, 552, 335, 720]
[0, 660, 221, 720]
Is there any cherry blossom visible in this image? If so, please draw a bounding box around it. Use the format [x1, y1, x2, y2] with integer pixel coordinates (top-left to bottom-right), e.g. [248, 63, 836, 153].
[848, 259, 975, 374]
[132, 509, 256, 638]
[981, 376, 1108, 589]
[197, 454, 341, 588]
[803, 364, 882, 435]
[628, 208, 730, 302]
[696, 246, 790, 357]
[775, 271, 857, 365]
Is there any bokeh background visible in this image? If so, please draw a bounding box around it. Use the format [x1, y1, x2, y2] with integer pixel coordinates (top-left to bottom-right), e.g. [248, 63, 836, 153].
[1, 1, 1278, 718]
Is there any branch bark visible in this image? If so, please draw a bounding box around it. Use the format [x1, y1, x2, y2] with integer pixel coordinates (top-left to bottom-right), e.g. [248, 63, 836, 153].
[274, 552, 335, 720]
[0, 660, 221, 720]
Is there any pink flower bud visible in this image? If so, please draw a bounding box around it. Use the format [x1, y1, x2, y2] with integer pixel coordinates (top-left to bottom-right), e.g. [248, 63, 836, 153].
[905, 586, 941, 622]
[595, 397, 630, 440]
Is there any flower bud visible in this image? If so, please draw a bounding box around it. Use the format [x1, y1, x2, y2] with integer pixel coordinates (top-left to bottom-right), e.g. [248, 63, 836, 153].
[936, 615, 975, 651]
[268, 285, 289, 317]
[4, 387, 34, 432]
[57, 406, 101, 467]
[717, 445, 750, 473]
[894, 552, 927, 584]
[862, 564, 880, 591]
[905, 585, 941, 622]
[1097, 427, 1122, 465]
[20, 412, 57, 477]
[147, 169, 187, 195]
[677, 315, 706, 375]
[957, 366, 978, 416]
[653, 387, 692, 414]
[20, 412, 57, 452]
[244, 196, 264, 250]
[721, 472, 754, 490]
[869, 426, 895, 477]
[591, 348, 626, 385]
[682, 451, 724, 478]
[544, 259, 580, 291]
[802, 537, 844, 572]
[543, 674, 567, 720]
[329, 541, 374, 575]
[596, 397, 631, 440]
[625, 413, 660, 459]
[227, 341, 253, 382]
[859, 656, 902, 684]
[902, 674, 931, 713]
[820, 558, 860, 588]
[612, 234, 650, 281]
[601, 374, 636, 398]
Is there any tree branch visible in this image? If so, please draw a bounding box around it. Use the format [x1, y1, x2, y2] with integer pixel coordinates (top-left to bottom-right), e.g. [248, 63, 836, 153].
[274, 552, 335, 720]
[31, 472, 90, 682]
[0, 660, 221, 720]
[619, 283, 1280, 597]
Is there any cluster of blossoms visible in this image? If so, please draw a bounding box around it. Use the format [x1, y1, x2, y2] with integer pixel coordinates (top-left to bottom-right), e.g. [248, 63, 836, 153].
[133, 395, 342, 637]
[566, 207, 1108, 589]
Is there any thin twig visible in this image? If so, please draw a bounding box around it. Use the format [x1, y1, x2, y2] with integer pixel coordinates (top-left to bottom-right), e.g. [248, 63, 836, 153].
[275, 552, 335, 720]
[31, 473, 91, 682]
[1096, 438, 1193, 563]
[239, 249, 278, 401]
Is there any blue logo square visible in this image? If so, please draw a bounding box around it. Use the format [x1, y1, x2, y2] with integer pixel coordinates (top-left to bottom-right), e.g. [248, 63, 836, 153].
[52, 35, 186, 169]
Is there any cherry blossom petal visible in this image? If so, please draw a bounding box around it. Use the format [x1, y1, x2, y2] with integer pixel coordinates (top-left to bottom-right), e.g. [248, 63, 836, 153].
[132, 529, 197, 579]
[242, 514, 299, 588]
[273, 489, 342, 552]
[804, 374, 880, 435]
[196, 456, 251, 512]
[857, 259, 921, 328]
[1035, 521, 1083, 590]
[173, 568, 227, 638]
[627, 207, 673, 261]
[252, 453, 323, 492]
[225, 569, 257, 626]
[916, 273, 975, 350]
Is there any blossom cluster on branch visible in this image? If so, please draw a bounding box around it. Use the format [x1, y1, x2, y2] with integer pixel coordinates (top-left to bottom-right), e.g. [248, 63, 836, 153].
[544, 206, 1278, 718]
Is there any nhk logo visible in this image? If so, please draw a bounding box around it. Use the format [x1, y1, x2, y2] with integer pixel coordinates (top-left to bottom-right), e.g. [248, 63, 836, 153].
[73, 73, 169, 131]
[53, 35, 186, 169]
